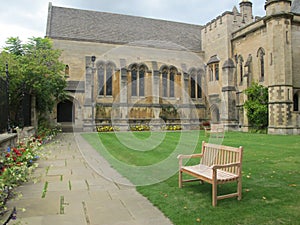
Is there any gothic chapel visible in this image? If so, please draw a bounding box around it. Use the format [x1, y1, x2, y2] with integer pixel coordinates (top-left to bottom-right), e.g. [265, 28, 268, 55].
[46, 0, 300, 134]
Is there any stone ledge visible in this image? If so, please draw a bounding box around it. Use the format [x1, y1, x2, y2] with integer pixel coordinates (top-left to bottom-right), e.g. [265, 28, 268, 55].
[0, 133, 17, 152]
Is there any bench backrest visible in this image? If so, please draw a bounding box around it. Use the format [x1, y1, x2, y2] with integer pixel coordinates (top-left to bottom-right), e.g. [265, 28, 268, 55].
[200, 141, 243, 175]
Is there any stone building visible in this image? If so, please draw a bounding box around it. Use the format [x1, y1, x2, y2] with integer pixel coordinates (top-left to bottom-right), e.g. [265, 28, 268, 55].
[46, 0, 300, 134]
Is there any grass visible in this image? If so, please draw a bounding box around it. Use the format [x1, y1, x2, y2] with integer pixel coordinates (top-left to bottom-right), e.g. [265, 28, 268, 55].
[82, 131, 300, 225]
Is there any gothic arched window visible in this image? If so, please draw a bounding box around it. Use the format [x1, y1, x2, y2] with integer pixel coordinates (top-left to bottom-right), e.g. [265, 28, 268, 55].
[160, 66, 177, 98]
[106, 64, 113, 96]
[197, 69, 203, 99]
[97, 62, 114, 97]
[131, 64, 145, 97]
[257, 48, 265, 82]
[139, 65, 145, 97]
[190, 69, 203, 99]
[294, 93, 299, 111]
[98, 63, 105, 96]
[238, 55, 244, 84]
[207, 55, 220, 82]
[162, 67, 168, 97]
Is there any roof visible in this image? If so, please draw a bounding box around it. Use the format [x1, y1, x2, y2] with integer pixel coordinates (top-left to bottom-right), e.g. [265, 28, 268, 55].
[291, 0, 300, 14]
[46, 3, 202, 52]
[65, 81, 85, 92]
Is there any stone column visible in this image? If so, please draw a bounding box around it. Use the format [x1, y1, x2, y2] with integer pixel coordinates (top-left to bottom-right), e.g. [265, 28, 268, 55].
[221, 58, 238, 131]
[265, 10, 294, 134]
[151, 70, 161, 130]
[116, 67, 129, 131]
[181, 72, 191, 129]
[83, 56, 93, 132]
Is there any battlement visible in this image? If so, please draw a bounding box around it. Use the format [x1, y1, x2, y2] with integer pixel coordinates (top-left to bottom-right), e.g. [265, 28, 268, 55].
[203, 11, 233, 33]
[203, 1, 256, 33]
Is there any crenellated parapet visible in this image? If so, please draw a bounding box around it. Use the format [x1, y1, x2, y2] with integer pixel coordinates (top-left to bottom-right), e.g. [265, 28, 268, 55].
[203, 11, 235, 33]
[203, 1, 255, 34]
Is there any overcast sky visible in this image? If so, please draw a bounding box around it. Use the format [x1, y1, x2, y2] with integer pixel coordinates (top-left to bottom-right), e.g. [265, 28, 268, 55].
[0, 0, 266, 49]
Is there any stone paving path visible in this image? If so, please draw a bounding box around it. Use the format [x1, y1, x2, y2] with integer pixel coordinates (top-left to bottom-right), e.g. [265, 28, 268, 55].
[7, 133, 173, 225]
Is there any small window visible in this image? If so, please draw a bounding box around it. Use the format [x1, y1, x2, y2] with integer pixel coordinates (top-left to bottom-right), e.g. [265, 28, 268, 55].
[215, 64, 219, 81]
[294, 93, 299, 111]
[257, 48, 265, 82]
[207, 55, 220, 82]
[238, 56, 244, 84]
[65, 65, 69, 77]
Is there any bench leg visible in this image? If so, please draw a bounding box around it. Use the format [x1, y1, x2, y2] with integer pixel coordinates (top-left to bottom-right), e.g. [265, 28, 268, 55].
[212, 182, 217, 207]
[178, 170, 182, 188]
[237, 178, 242, 200]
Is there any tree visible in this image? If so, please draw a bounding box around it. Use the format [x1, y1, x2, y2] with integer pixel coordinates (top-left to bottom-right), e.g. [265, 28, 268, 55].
[243, 82, 268, 132]
[0, 37, 67, 128]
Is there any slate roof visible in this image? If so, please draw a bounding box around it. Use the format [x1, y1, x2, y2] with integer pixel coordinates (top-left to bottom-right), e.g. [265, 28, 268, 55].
[291, 0, 300, 14]
[46, 4, 202, 52]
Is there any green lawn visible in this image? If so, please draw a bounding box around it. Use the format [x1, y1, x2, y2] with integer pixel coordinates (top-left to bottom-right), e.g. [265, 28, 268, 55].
[82, 131, 300, 225]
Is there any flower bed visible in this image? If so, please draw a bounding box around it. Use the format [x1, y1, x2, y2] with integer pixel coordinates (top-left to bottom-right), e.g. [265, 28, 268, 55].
[96, 126, 120, 132]
[0, 127, 60, 221]
[162, 125, 182, 131]
[130, 125, 151, 131]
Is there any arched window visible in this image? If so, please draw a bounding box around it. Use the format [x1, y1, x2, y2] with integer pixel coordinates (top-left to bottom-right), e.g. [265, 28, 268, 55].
[197, 69, 203, 99]
[190, 70, 196, 99]
[131, 65, 138, 96]
[65, 65, 70, 77]
[139, 66, 145, 97]
[106, 63, 113, 96]
[131, 64, 146, 97]
[98, 63, 105, 96]
[160, 66, 177, 98]
[209, 65, 214, 81]
[170, 68, 175, 97]
[257, 48, 265, 82]
[190, 69, 203, 99]
[215, 64, 219, 81]
[238, 55, 244, 84]
[162, 67, 168, 97]
[97, 62, 114, 97]
[207, 55, 220, 82]
[294, 93, 299, 111]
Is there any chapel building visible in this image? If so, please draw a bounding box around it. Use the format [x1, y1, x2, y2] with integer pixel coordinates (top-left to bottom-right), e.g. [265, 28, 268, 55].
[46, 0, 300, 134]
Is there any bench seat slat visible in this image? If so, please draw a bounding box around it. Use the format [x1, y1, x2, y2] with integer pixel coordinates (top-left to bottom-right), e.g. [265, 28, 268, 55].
[181, 165, 239, 182]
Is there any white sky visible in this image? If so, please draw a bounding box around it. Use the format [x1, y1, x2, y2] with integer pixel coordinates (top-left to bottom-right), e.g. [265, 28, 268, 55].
[0, 0, 266, 49]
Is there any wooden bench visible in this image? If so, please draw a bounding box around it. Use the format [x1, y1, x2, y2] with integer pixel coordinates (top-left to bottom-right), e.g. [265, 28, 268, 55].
[177, 141, 243, 206]
[204, 124, 224, 138]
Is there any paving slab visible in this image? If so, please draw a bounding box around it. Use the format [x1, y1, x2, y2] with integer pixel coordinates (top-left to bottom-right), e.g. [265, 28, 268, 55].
[3, 133, 173, 225]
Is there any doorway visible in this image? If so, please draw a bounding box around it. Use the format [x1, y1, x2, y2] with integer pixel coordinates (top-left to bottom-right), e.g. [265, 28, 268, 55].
[57, 100, 74, 122]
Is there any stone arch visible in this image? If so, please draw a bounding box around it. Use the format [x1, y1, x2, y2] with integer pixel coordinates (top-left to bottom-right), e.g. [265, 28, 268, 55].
[96, 60, 106, 68]
[159, 64, 169, 72]
[57, 99, 74, 122]
[106, 61, 117, 69]
[257, 47, 265, 81]
[138, 63, 149, 71]
[209, 104, 220, 123]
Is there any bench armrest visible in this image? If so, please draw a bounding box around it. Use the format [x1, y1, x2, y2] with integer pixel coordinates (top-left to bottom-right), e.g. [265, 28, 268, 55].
[177, 154, 203, 168]
[177, 154, 203, 159]
[211, 162, 241, 170]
